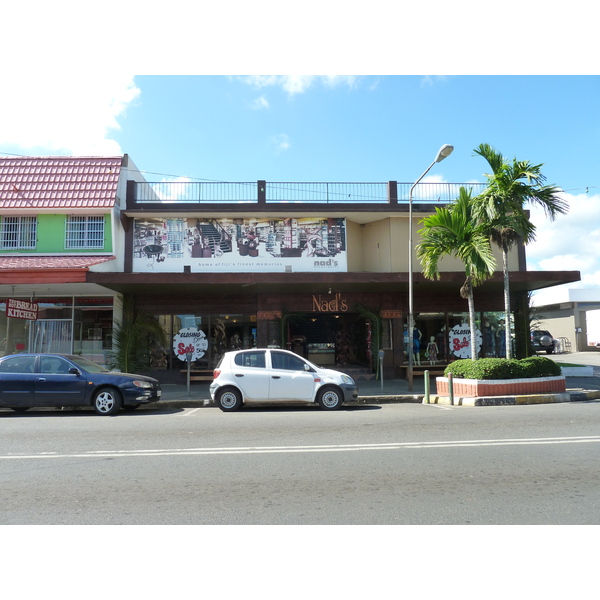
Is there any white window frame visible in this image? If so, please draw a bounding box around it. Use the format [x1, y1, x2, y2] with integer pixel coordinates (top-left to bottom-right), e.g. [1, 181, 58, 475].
[0, 216, 37, 249]
[65, 215, 105, 249]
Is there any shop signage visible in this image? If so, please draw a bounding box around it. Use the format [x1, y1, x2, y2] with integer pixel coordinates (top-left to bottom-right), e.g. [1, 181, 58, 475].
[173, 327, 209, 362]
[449, 323, 483, 359]
[257, 311, 282, 320]
[381, 310, 402, 319]
[312, 293, 348, 312]
[6, 298, 39, 320]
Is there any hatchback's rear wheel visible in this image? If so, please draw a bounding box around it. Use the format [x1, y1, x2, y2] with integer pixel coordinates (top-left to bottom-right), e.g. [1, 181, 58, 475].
[317, 386, 343, 410]
[93, 387, 121, 416]
[217, 388, 243, 412]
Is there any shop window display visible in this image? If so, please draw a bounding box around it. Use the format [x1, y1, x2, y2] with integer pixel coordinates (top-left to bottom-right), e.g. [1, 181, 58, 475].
[408, 311, 513, 365]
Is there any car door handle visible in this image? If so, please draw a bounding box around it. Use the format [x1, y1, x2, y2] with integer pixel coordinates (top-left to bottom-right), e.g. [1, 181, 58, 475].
[234, 374, 244, 377]
[271, 376, 281, 379]
[37, 378, 47, 382]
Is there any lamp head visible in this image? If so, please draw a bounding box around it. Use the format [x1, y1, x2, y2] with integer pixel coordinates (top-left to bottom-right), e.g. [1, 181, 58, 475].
[435, 144, 454, 163]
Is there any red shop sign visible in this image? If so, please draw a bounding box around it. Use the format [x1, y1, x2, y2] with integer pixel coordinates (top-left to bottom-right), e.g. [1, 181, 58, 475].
[6, 298, 39, 320]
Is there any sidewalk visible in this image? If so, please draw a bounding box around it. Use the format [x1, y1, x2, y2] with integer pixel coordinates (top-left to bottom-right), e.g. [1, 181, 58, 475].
[153, 373, 600, 409]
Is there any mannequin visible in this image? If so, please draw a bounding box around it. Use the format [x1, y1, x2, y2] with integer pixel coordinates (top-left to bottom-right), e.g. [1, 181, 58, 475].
[426, 336, 438, 365]
[413, 327, 422, 366]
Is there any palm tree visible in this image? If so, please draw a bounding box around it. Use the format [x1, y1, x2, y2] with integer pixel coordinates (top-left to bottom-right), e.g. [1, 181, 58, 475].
[417, 187, 496, 361]
[106, 296, 167, 373]
[472, 143, 568, 358]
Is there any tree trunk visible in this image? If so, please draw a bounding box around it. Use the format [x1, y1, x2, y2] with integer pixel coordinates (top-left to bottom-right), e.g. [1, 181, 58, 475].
[503, 248, 512, 359]
[461, 276, 478, 361]
[467, 289, 478, 361]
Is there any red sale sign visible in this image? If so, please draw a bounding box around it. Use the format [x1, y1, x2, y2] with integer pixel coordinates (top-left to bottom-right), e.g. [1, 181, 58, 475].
[449, 323, 482, 359]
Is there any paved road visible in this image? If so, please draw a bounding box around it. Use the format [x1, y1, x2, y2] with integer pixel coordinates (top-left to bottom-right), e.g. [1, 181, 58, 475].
[2, 398, 600, 525]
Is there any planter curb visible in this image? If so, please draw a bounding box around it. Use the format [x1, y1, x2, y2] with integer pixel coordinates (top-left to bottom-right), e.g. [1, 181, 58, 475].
[425, 389, 600, 406]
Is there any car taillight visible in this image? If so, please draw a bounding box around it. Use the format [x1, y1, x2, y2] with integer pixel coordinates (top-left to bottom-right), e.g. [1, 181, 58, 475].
[213, 369, 221, 379]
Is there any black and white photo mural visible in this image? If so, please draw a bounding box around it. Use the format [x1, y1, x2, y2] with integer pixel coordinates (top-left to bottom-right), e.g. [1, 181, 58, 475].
[132, 217, 347, 273]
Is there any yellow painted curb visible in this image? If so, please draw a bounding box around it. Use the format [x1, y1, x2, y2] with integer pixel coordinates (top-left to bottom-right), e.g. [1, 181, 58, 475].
[515, 393, 570, 404]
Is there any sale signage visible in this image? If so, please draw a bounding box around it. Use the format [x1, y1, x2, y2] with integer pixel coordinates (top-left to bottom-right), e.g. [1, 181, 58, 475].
[6, 298, 39, 320]
[173, 327, 209, 362]
[449, 323, 482, 359]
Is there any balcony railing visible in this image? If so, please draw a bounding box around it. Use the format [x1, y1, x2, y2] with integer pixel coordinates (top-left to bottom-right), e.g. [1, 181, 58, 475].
[129, 180, 488, 205]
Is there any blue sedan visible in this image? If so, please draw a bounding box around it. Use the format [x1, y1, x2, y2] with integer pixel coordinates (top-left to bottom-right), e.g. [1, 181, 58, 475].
[0, 353, 161, 415]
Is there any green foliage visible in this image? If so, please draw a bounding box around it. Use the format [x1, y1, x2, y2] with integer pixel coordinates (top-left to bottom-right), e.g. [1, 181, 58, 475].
[472, 143, 568, 359]
[444, 356, 562, 380]
[417, 187, 496, 361]
[417, 187, 496, 286]
[105, 297, 167, 373]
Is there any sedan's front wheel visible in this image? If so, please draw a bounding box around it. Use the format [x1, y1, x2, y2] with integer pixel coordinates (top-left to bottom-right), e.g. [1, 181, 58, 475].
[317, 386, 343, 410]
[93, 387, 122, 416]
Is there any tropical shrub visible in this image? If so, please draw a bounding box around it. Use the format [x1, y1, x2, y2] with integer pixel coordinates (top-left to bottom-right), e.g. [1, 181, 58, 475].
[105, 298, 167, 373]
[443, 356, 561, 380]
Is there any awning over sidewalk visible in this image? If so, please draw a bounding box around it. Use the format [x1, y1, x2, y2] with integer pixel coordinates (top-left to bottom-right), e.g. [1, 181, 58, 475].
[0, 255, 116, 284]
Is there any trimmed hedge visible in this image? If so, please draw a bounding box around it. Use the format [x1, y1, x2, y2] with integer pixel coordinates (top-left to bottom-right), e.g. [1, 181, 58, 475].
[443, 356, 562, 380]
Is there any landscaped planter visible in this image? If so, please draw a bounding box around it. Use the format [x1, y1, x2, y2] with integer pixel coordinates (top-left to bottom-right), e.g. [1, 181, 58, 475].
[435, 375, 566, 398]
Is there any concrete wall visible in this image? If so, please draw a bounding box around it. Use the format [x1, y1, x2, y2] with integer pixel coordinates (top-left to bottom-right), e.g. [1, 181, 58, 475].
[346, 215, 521, 274]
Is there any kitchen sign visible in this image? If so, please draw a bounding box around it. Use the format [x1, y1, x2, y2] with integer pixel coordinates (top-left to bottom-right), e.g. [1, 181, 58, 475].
[6, 298, 39, 320]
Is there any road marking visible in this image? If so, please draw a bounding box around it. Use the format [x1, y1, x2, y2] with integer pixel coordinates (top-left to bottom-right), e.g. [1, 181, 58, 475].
[178, 408, 203, 417]
[2, 436, 600, 460]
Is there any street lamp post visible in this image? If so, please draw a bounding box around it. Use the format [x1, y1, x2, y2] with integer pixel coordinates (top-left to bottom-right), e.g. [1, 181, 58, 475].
[407, 144, 454, 391]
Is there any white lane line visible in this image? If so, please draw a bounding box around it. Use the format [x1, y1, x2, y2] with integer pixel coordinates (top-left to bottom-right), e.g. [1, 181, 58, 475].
[178, 408, 203, 417]
[1, 436, 600, 460]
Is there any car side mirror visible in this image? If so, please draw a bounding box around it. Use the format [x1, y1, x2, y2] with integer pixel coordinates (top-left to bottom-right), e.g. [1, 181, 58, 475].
[69, 367, 81, 376]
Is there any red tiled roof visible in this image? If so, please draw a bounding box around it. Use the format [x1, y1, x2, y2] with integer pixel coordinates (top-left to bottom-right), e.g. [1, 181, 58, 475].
[0, 255, 116, 270]
[0, 156, 123, 210]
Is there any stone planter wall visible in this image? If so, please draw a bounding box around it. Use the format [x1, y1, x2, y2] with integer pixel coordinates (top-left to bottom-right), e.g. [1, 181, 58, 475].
[435, 376, 566, 398]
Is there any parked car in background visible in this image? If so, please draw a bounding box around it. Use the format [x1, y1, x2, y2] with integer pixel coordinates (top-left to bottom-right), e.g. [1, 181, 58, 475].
[210, 348, 359, 411]
[531, 330, 558, 354]
[0, 354, 161, 415]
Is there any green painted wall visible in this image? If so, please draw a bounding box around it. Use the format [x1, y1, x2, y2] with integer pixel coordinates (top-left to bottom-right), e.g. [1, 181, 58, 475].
[0, 214, 112, 254]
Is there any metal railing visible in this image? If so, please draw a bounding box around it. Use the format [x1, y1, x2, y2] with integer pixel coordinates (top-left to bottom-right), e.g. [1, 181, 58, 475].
[398, 182, 487, 203]
[133, 181, 257, 203]
[131, 180, 488, 205]
[266, 182, 388, 203]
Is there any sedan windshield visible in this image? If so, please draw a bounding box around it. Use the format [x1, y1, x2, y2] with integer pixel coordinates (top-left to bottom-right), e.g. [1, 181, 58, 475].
[66, 355, 110, 373]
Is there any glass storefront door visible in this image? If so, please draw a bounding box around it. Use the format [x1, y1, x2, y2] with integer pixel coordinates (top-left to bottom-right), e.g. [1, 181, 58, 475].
[31, 320, 73, 354]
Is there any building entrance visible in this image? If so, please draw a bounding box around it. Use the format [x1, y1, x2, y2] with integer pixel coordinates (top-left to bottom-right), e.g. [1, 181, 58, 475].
[288, 313, 369, 368]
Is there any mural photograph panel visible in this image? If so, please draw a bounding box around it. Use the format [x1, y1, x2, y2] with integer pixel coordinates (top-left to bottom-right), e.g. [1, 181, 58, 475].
[132, 217, 347, 273]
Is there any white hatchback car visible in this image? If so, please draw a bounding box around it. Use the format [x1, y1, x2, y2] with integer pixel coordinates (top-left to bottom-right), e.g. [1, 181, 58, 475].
[210, 348, 359, 411]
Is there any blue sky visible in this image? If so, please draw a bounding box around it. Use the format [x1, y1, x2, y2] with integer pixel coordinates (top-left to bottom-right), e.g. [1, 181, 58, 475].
[2, 74, 599, 298]
[110, 75, 597, 193]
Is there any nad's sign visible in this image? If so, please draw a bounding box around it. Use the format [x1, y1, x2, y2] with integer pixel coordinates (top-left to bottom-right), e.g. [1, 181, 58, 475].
[132, 217, 347, 273]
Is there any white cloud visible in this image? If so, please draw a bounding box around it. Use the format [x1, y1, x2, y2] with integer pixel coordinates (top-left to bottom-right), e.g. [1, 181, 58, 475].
[270, 133, 291, 153]
[239, 75, 357, 96]
[156, 176, 193, 201]
[420, 76, 449, 87]
[0, 73, 140, 155]
[527, 191, 600, 288]
[251, 96, 270, 110]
